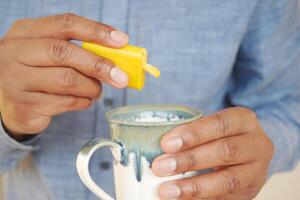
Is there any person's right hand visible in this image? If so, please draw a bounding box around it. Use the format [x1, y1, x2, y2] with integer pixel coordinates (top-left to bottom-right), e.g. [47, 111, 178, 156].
[0, 13, 129, 140]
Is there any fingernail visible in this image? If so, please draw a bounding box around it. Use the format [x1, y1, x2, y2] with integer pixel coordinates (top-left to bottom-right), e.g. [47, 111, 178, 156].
[110, 67, 128, 86]
[162, 184, 181, 199]
[156, 156, 177, 175]
[165, 138, 183, 152]
[110, 30, 128, 44]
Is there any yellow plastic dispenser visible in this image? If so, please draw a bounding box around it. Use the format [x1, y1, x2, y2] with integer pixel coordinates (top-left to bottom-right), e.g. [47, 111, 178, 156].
[82, 42, 160, 90]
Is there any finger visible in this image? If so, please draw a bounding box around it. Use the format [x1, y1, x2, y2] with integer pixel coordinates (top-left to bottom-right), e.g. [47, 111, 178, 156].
[195, 193, 254, 200]
[158, 164, 257, 200]
[199, 179, 265, 200]
[190, 194, 238, 200]
[161, 107, 258, 153]
[230, 182, 263, 200]
[10, 38, 128, 88]
[189, 191, 257, 200]
[1, 92, 92, 134]
[23, 66, 102, 100]
[27, 92, 93, 116]
[6, 13, 128, 48]
[152, 135, 257, 176]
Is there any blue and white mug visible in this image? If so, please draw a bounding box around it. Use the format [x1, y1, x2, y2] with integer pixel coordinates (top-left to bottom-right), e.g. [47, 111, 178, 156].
[76, 105, 203, 200]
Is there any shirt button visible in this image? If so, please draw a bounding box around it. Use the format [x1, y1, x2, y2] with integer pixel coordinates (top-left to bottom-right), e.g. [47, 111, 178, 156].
[103, 98, 114, 108]
[99, 161, 111, 170]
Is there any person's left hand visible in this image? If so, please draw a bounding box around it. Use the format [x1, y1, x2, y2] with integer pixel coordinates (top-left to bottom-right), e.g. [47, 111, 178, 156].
[152, 107, 274, 200]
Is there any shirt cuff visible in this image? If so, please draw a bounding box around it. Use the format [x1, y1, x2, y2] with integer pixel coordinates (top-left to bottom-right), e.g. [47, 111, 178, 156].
[0, 117, 38, 172]
[258, 116, 299, 177]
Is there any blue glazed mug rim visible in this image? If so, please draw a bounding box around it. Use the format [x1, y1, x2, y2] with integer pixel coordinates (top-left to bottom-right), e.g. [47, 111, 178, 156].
[105, 104, 203, 126]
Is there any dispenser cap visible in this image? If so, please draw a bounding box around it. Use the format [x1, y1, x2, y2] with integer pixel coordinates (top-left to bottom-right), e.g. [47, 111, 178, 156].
[82, 42, 160, 90]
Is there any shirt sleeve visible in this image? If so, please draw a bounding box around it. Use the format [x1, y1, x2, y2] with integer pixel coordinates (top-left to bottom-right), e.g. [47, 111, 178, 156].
[0, 115, 38, 172]
[229, 0, 300, 175]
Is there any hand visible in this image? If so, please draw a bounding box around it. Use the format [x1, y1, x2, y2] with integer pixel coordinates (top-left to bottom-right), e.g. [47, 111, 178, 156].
[152, 107, 274, 200]
[0, 13, 129, 139]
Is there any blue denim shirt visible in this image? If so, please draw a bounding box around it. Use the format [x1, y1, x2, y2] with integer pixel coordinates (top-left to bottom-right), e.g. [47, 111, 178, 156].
[0, 0, 300, 199]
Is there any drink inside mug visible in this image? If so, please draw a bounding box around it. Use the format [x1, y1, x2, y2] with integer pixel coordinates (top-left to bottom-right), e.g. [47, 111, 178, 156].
[130, 111, 183, 122]
[77, 105, 203, 200]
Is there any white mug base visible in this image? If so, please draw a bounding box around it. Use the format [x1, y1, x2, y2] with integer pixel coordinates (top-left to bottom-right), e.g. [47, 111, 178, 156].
[114, 153, 196, 200]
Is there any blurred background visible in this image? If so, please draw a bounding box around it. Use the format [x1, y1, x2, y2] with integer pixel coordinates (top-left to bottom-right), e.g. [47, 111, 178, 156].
[0, 1, 300, 198]
[255, 163, 300, 199]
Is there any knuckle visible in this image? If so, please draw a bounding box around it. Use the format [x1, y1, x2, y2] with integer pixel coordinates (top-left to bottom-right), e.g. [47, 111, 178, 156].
[93, 23, 112, 38]
[59, 69, 78, 87]
[244, 185, 260, 200]
[83, 99, 93, 109]
[87, 85, 101, 100]
[234, 106, 258, 132]
[88, 57, 109, 74]
[237, 106, 257, 120]
[219, 139, 238, 163]
[93, 86, 102, 99]
[246, 110, 257, 123]
[92, 82, 102, 99]
[216, 196, 227, 200]
[191, 180, 202, 197]
[51, 40, 72, 64]
[22, 116, 50, 133]
[82, 100, 93, 110]
[11, 19, 27, 30]
[188, 127, 201, 145]
[215, 113, 229, 137]
[56, 13, 79, 28]
[185, 151, 198, 169]
[223, 171, 241, 193]
[65, 96, 79, 107]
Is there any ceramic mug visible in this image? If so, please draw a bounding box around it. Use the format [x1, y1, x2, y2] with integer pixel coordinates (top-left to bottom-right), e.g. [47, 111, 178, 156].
[76, 105, 203, 200]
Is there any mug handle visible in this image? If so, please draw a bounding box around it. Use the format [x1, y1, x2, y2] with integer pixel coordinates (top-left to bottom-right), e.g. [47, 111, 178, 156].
[76, 138, 125, 200]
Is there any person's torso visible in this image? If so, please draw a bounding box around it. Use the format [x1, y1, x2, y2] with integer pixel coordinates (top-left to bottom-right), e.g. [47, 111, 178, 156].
[0, 0, 258, 199]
